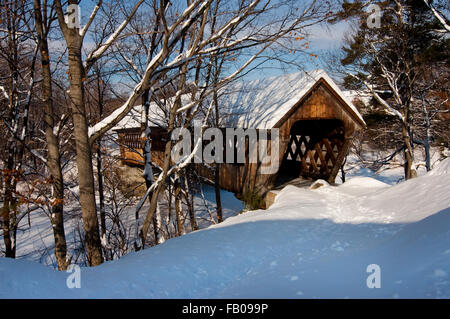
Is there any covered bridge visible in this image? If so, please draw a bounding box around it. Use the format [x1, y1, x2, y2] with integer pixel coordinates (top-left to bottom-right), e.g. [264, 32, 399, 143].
[114, 70, 365, 198]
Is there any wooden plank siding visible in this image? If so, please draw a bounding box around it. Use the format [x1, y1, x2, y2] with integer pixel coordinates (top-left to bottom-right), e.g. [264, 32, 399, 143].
[115, 81, 364, 197]
[116, 127, 167, 168]
[221, 82, 364, 196]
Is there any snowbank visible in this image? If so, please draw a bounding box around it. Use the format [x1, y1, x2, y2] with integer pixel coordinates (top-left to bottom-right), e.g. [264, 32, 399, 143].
[1, 159, 449, 298]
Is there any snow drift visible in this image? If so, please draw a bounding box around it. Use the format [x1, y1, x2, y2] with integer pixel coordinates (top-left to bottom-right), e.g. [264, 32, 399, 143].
[1, 159, 450, 298]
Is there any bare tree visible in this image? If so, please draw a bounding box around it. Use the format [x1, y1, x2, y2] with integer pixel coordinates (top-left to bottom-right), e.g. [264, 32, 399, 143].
[413, 64, 449, 170]
[331, 0, 448, 179]
[53, 0, 144, 266]
[423, 0, 450, 32]
[112, 0, 334, 247]
[0, 0, 39, 258]
[33, 0, 70, 270]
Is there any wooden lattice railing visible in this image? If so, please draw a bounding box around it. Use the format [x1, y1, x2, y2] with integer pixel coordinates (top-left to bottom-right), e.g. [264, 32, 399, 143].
[285, 135, 343, 178]
[280, 120, 346, 181]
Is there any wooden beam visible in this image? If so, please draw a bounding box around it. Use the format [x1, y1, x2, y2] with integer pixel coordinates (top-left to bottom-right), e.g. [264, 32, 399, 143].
[314, 143, 328, 175]
[328, 138, 351, 183]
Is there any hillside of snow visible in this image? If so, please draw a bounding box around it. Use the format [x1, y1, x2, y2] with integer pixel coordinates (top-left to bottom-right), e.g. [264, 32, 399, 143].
[1, 159, 450, 298]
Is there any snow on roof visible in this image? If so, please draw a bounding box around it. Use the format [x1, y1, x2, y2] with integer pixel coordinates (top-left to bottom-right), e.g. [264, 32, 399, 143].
[342, 89, 373, 108]
[113, 100, 169, 130]
[112, 105, 142, 130]
[113, 70, 365, 131]
[218, 70, 365, 129]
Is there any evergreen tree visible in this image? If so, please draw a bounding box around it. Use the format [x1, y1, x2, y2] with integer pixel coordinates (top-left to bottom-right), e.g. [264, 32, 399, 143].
[332, 0, 449, 179]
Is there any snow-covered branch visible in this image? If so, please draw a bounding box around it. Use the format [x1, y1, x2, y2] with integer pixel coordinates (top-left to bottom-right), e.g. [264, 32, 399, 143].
[347, 72, 405, 122]
[423, 0, 450, 32]
[135, 98, 214, 216]
[80, 0, 103, 39]
[84, 0, 145, 71]
[0, 85, 9, 100]
[88, 1, 212, 143]
[114, 43, 143, 77]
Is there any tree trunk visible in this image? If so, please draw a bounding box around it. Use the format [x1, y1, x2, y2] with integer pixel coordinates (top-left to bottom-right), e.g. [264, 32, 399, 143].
[46, 96, 69, 270]
[424, 134, 431, 172]
[213, 90, 223, 223]
[2, 160, 18, 260]
[34, 0, 69, 270]
[152, 204, 163, 245]
[423, 100, 432, 172]
[2, 110, 17, 259]
[94, 66, 107, 256]
[184, 175, 198, 231]
[401, 123, 417, 180]
[140, 89, 162, 245]
[214, 163, 223, 223]
[53, 0, 143, 263]
[140, 137, 172, 246]
[67, 47, 103, 266]
[54, 0, 103, 266]
[2, 2, 19, 258]
[2, 190, 15, 258]
[174, 177, 184, 236]
[96, 141, 107, 247]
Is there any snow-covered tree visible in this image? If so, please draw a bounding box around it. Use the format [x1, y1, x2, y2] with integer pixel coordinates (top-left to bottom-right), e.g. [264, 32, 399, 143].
[53, 0, 144, 266]
[33, 0, 70, 270]
[70, 0, 334, 250]
[0, 0, 40, 259]
[332, 0, 448, 179]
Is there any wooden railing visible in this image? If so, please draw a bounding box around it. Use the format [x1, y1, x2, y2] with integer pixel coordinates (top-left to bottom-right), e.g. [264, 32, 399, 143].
[116, 127, 168, 167]
[117, 129, 144, 166]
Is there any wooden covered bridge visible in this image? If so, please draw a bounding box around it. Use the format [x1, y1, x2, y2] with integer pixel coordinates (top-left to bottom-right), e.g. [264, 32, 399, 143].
[114, 70, 365, 203]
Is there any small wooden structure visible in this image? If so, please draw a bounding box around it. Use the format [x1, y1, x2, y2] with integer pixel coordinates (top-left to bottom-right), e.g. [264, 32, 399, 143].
[114, 70, 365, 198]
[116, 126, 168, 168]
[116, 127, 145, 166]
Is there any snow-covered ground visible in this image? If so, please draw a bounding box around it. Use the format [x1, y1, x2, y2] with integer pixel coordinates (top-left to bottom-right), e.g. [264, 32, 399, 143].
[340, 146, 448, 185]
[1, 158, 449, 299]
[4, 184, 243, 267]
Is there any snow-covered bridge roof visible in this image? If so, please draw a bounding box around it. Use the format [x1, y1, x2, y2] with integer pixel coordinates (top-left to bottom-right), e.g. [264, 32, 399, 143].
[218, 70, 365, 129]
[113, 70, 365, 131]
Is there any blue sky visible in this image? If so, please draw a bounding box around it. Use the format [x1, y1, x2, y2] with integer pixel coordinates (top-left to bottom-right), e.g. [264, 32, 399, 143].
[75, 0, 350, 84]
